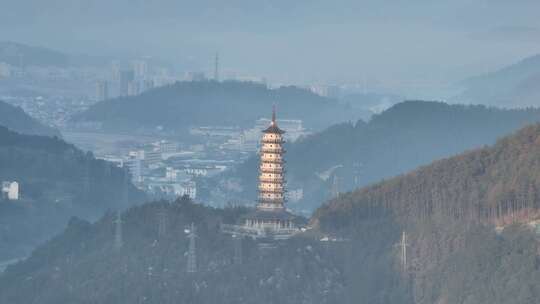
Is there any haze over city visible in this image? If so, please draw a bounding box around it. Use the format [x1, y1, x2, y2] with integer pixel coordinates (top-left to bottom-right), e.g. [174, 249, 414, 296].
[1, 1, 540, 304]
[2, 0, 540, 96]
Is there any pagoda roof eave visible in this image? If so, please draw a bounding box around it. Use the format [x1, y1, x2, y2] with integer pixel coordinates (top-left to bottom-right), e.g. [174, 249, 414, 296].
[262, 125, 285, 134]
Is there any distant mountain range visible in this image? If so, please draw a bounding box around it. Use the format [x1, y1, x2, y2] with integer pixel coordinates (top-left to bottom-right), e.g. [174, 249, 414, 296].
[0, 126, 145, 260]
[212, 100, 540, 213]
[72, 80, 363, 133]
[456, 53, 540, 107]
[0, 100, 60, 137]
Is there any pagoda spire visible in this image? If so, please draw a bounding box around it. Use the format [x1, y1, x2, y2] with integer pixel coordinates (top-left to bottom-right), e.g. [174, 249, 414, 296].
[272, 104, 276, 125]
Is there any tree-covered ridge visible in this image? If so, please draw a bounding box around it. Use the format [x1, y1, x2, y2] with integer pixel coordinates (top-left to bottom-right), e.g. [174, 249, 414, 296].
[0, 198, 360, 304]
[216, 101, 540, 212]
[0, 126, 144, 260]
[0, 100, 60, 137]
[73, 80, 360, 132]
[309, 122, 540, 304]
[313, 123, 540, 231]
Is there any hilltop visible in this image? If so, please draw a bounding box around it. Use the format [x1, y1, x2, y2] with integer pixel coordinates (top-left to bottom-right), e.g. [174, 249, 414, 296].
[0, 41, 111, 67]
[0, 100, 60, 137]
[72, 80, 360, 133]
[0, 198, 377, 304]
[212, 101, 540, 212]
[0, 126, 145, 260]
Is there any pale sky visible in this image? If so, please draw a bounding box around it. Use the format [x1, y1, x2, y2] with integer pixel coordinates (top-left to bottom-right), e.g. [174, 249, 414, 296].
[1, 0, 540, 95]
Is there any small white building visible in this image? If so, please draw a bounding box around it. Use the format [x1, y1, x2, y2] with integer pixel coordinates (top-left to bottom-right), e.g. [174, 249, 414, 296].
[285, 188, 304, 203]
[2, 181, 19, 200]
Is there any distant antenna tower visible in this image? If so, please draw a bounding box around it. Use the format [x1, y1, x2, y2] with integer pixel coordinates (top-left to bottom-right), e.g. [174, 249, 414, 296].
[114, 210, 123, 250]
[214, 52, 219, 82]
[331, 174, 340, 198]
[186, 223, 197, 273]
[233, 234, 242, 265]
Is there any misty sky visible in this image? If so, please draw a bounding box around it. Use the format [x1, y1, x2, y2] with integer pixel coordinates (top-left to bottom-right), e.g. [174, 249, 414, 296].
[1, 0, 540, 95]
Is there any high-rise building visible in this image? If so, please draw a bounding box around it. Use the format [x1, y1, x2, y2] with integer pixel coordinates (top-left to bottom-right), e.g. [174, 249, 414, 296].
[95, 80, 109, 101]
[132, 60, 148, 79]
[119, 70, 135, 96]
[127, 80, 139, 96]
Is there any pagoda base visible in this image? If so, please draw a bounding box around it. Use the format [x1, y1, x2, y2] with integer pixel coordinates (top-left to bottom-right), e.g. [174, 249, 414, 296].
[221, 208, 298, 240]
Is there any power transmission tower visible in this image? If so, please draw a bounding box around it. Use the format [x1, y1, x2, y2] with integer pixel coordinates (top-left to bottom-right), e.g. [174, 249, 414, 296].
[114, 210, 123, 250]
[186, 223, 197, 273]
[157, 208, 168, 239]
[397, 231, 410, 273]
[233, 234, 242, 265]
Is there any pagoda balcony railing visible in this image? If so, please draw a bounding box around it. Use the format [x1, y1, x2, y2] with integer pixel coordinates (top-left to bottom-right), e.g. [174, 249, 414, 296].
[260, 148, 286, 153]
[260, 168, 285, 174]
[261, 138, 285, 144]
[258, 187, 284, 193]
[259, 177, 286, 183]
[220, 224, 299, 240]
[260, 159, 285, 165]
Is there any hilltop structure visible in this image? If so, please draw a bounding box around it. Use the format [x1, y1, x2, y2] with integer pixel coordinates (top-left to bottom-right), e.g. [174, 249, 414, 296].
[1, 181, 19, 200]
[223, 107, 297, 239]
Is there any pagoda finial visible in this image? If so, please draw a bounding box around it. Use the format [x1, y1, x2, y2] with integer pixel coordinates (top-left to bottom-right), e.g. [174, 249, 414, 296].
[272, 104, 276, 125]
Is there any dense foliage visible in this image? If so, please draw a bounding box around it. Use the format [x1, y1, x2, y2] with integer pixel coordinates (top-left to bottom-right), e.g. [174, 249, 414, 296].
[313, 123, 540, 304]
[0, 198, 411, 304]
[217, 101, 540, 213]
[0, 100, 60, 137]
[73, 80, 360, 132]
[0, 126, 144, 259]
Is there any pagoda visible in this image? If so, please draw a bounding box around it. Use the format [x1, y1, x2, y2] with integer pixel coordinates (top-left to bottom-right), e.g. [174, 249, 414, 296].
[222, 107, 297, 240]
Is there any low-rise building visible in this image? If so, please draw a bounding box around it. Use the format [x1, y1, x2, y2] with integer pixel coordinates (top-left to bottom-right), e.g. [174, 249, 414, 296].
[2, 181, 19, 200]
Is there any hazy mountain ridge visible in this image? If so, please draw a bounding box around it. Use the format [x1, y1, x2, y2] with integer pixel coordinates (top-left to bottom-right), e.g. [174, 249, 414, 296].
[0, 100, 61, 137]
[213, 101, 540, 212]
[73, 80, 360, 133]
[0, 126, 145, 260]
[457, 53, 540, 107]
[0, 41, 115, 67]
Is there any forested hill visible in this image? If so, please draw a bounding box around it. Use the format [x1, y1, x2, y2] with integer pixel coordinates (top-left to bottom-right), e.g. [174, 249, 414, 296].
[213, 101, 540, 213]
[311, 123, 540, 304]
[72, 81, 361, 132]
[314, 122, 540, 230]
[0, 100, 60, 137]
[0, 126, 145, 260]
[0, 198, 368, 304]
